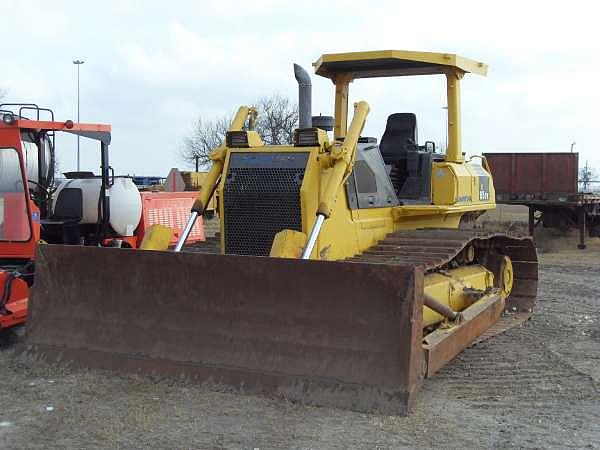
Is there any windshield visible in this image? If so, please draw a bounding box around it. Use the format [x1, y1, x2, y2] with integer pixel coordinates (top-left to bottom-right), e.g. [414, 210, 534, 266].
[21, 131, 53, 192]
[0, 147, 31, 241]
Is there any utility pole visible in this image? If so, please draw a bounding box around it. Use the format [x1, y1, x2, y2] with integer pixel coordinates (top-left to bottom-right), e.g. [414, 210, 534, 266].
[73, 59, 85, 171]
[571, 141, 576, 153]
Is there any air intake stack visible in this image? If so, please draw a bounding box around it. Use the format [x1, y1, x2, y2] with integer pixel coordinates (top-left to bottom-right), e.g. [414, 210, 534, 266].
[293, 64, 312, 129]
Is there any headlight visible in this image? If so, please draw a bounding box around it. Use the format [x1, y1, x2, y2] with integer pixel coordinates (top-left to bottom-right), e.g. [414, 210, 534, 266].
[226, 131, 249, 148]
[2, 113, 15, 125]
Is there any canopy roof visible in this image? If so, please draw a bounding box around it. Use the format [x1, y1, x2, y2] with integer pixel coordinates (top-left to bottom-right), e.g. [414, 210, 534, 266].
[313, 50, 487, 80]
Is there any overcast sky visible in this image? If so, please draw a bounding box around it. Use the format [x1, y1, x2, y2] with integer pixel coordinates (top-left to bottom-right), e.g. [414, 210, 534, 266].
[1, 0, 598, 176]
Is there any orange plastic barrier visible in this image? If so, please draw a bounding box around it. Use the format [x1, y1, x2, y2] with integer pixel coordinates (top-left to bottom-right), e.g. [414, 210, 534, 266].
[137, 192, 205, 246]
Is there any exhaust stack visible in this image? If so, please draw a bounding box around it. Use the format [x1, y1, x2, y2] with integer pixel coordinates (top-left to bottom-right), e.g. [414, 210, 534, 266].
[293, 64, 312, 128]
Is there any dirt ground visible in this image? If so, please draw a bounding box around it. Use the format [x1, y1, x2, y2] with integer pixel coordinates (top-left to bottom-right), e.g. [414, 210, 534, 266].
[1, 235, 599, 449]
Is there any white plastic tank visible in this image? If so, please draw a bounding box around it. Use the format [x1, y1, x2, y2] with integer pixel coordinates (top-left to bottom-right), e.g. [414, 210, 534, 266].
[53, 177, 142, 236]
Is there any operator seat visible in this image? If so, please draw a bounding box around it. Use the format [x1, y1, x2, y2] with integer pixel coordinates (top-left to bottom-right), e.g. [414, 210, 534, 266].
[379, 113, 434, 203]
[379, 113, 417, 164]
[40, 187, 83, 244]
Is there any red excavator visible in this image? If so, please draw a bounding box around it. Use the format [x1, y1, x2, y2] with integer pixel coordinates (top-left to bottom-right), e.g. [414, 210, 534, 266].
[0, 103, 205, 330]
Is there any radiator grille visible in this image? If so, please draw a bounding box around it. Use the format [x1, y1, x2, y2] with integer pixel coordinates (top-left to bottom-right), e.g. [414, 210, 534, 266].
[223, 153, 308, 256]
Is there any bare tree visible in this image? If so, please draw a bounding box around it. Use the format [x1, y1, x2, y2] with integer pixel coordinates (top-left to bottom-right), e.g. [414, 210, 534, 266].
[579, 161, 598, 192]
[0, 88, 6, 102]
[181, 94, 298, 169]
[180, 115, 231, 170]
[254, 94, 298, 145]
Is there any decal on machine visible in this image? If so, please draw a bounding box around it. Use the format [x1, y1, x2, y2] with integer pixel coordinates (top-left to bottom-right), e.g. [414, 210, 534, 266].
[479, 177, 490, 201]
[470, 164, 490, 201]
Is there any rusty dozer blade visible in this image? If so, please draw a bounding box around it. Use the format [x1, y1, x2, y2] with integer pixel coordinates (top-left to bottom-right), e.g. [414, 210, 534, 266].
[26, 244, 425, 415]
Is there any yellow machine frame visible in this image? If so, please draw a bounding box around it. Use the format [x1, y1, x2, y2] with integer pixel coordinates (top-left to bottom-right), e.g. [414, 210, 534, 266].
[200, 50, 495, 261]
[196, 50, 501, 332]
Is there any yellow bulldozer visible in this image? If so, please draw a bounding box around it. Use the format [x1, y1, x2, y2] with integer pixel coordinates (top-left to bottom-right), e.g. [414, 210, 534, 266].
[26, 50, 538, 415]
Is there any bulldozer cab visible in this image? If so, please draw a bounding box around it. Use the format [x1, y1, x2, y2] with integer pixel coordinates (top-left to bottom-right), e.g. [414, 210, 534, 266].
[313, 50, 488, 205]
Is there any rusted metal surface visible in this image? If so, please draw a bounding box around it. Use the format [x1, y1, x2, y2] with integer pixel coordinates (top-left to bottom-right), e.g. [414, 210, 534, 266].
[499, 239, 538, 312]
[422, 293, 505, 376]
[348, 229, 538, 315]
[520, 193, 600, 250]
[26, 244, 424, 415]
[423, 294, 459, 321]
[515, 193, 600, 207]
[349, 228, 539, 371]
[472, 310, 533, 345]
[484, 152, 579, 201]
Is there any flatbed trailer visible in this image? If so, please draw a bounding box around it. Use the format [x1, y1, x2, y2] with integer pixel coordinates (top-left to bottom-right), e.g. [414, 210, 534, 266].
[500, 193, 600, 249]
[484, 152, 600, 249]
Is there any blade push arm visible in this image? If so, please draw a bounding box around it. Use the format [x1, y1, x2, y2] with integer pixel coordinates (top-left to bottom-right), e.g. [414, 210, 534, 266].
[191, 106, 254, 213]
[301, 101, 370, 259]
[318, 100, 370, 217]
[175, 106, 255, 252]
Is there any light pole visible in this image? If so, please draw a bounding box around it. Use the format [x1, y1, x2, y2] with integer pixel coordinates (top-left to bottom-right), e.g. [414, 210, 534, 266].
[571, 141, 576, 153]
[73, 59, 85, 171]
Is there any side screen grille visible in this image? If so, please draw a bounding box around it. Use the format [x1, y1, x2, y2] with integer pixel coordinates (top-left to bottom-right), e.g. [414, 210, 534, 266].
[223, 152, 308, 256]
